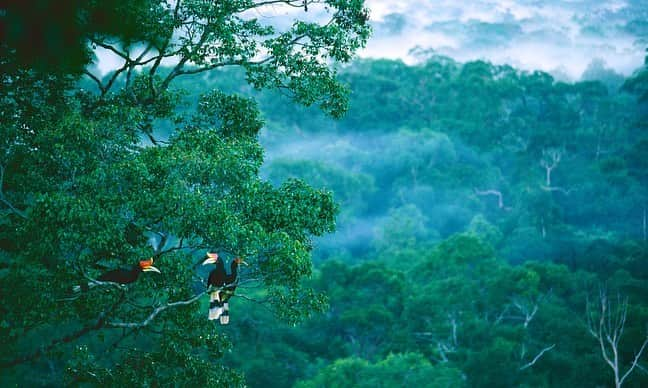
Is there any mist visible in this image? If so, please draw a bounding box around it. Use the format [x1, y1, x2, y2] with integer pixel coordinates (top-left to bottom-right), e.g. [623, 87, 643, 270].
[363, 0, 646, 79]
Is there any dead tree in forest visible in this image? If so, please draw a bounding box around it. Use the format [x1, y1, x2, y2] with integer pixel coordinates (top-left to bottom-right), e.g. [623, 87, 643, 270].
[587, 289, 648, 388]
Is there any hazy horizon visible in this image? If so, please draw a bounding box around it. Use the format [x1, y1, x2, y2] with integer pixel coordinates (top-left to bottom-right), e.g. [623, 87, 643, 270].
[363, 0, 646, 79]
[93, 0, 648, 80]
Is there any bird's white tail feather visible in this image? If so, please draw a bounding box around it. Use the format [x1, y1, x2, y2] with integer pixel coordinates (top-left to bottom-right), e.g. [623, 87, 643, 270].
[209, 306, 223, 320]
[219, 302, 230, 325]
[209, 290, 224, 320]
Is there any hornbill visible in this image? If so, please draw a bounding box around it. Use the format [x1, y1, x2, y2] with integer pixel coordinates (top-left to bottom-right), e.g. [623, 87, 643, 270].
[73, 257, 161, 292]
[202, 254, 248, 324]
[202, 252, 226, 321]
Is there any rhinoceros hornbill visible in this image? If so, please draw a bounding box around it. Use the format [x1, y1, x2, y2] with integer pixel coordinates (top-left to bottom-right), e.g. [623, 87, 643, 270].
[202, 253, 247, 324]
[73, 257, 161, 292]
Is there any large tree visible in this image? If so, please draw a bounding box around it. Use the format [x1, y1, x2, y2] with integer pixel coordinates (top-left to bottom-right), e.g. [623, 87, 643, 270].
[0, 0, 369, 385]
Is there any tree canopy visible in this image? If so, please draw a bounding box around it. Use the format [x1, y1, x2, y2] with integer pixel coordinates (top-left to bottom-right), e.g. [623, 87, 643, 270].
[0, 0, 369, 385]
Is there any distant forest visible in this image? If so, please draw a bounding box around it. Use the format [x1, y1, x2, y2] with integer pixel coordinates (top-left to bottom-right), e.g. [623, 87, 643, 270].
[163, 56, 648, 387]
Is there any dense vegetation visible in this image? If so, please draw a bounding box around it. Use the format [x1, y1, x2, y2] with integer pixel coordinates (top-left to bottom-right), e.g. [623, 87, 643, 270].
[2, 0, 648, 387]
[0, 0, 369, 385]
[170, 56, 648, 387]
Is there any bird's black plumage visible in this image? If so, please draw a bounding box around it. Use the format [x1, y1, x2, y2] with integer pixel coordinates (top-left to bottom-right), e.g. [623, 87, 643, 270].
[207, 257, 227, 289]
[224, 258, 243, 292]
[204, 255, 247, 324]
[72, 258, 160, 292]
[98, 265, 144, 284]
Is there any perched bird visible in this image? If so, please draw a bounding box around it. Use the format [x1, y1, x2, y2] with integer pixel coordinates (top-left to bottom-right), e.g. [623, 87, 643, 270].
[221, 257, 248, 325]
[73, 257, 161, 292]
[202, 252, 227, 321]
[202, 254, 247, 324]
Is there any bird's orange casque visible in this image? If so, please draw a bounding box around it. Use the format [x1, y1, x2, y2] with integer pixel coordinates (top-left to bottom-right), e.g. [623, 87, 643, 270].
[138, 257, 154, 269]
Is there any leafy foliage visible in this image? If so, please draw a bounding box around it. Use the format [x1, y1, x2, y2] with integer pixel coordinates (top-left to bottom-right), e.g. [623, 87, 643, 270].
[0, 0, 369, 385]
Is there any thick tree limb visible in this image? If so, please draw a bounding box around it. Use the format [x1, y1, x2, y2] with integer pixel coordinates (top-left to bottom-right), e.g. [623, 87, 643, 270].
[82, 69, 107, 94]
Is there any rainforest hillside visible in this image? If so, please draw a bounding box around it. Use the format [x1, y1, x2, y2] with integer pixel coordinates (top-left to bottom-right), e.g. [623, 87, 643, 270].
[168, 56, 648, 387]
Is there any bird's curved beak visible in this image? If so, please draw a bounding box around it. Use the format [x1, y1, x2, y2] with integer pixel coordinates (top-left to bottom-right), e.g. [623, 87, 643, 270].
[202, 253, 219, 265]
[142, 265, 161, 274]
[241, 260, 249, 266]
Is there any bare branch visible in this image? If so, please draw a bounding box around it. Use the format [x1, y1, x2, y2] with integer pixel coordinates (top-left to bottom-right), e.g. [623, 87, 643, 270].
[173, 57, 273, 78]
[150, 0, 184, 93]
[252, 0, 316, 8]
[100, 61, 131, 98]
[540, 148, 563, 187]
[126, 44, 153, 91]
[540, 185, 574, 195]
[587, 288, 647, 387]
[619, 336, 648, 386]
[83, 70, 107, 94]
[90, 38, 130, 61]
[513, 300, 539, 328]
[105, 274, 268, 331]
[494, 305, 510, 325]
[519, 344, 555, 370]
[107, 289, 209, 329]
[474, 188, 510, 210]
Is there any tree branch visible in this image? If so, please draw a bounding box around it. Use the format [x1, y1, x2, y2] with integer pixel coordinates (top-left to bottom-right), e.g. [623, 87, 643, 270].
[474, 188, 510, 210]
[251, 0, 316, 9]
[619, 336, 648, 386]
[519, 344, 555, 370]
[149, 0, 183, 94]
[83, 69, 107, 94]
[90, 38, 130, 61]
[172, 57, 272, 78]
[107, 289, 209, 329]
[1, 293, 125, 368]
[540, 185, 574, 195]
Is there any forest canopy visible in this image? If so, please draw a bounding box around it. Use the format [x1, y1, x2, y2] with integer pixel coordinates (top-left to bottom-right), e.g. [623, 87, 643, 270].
[195, 55, 648, 387]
